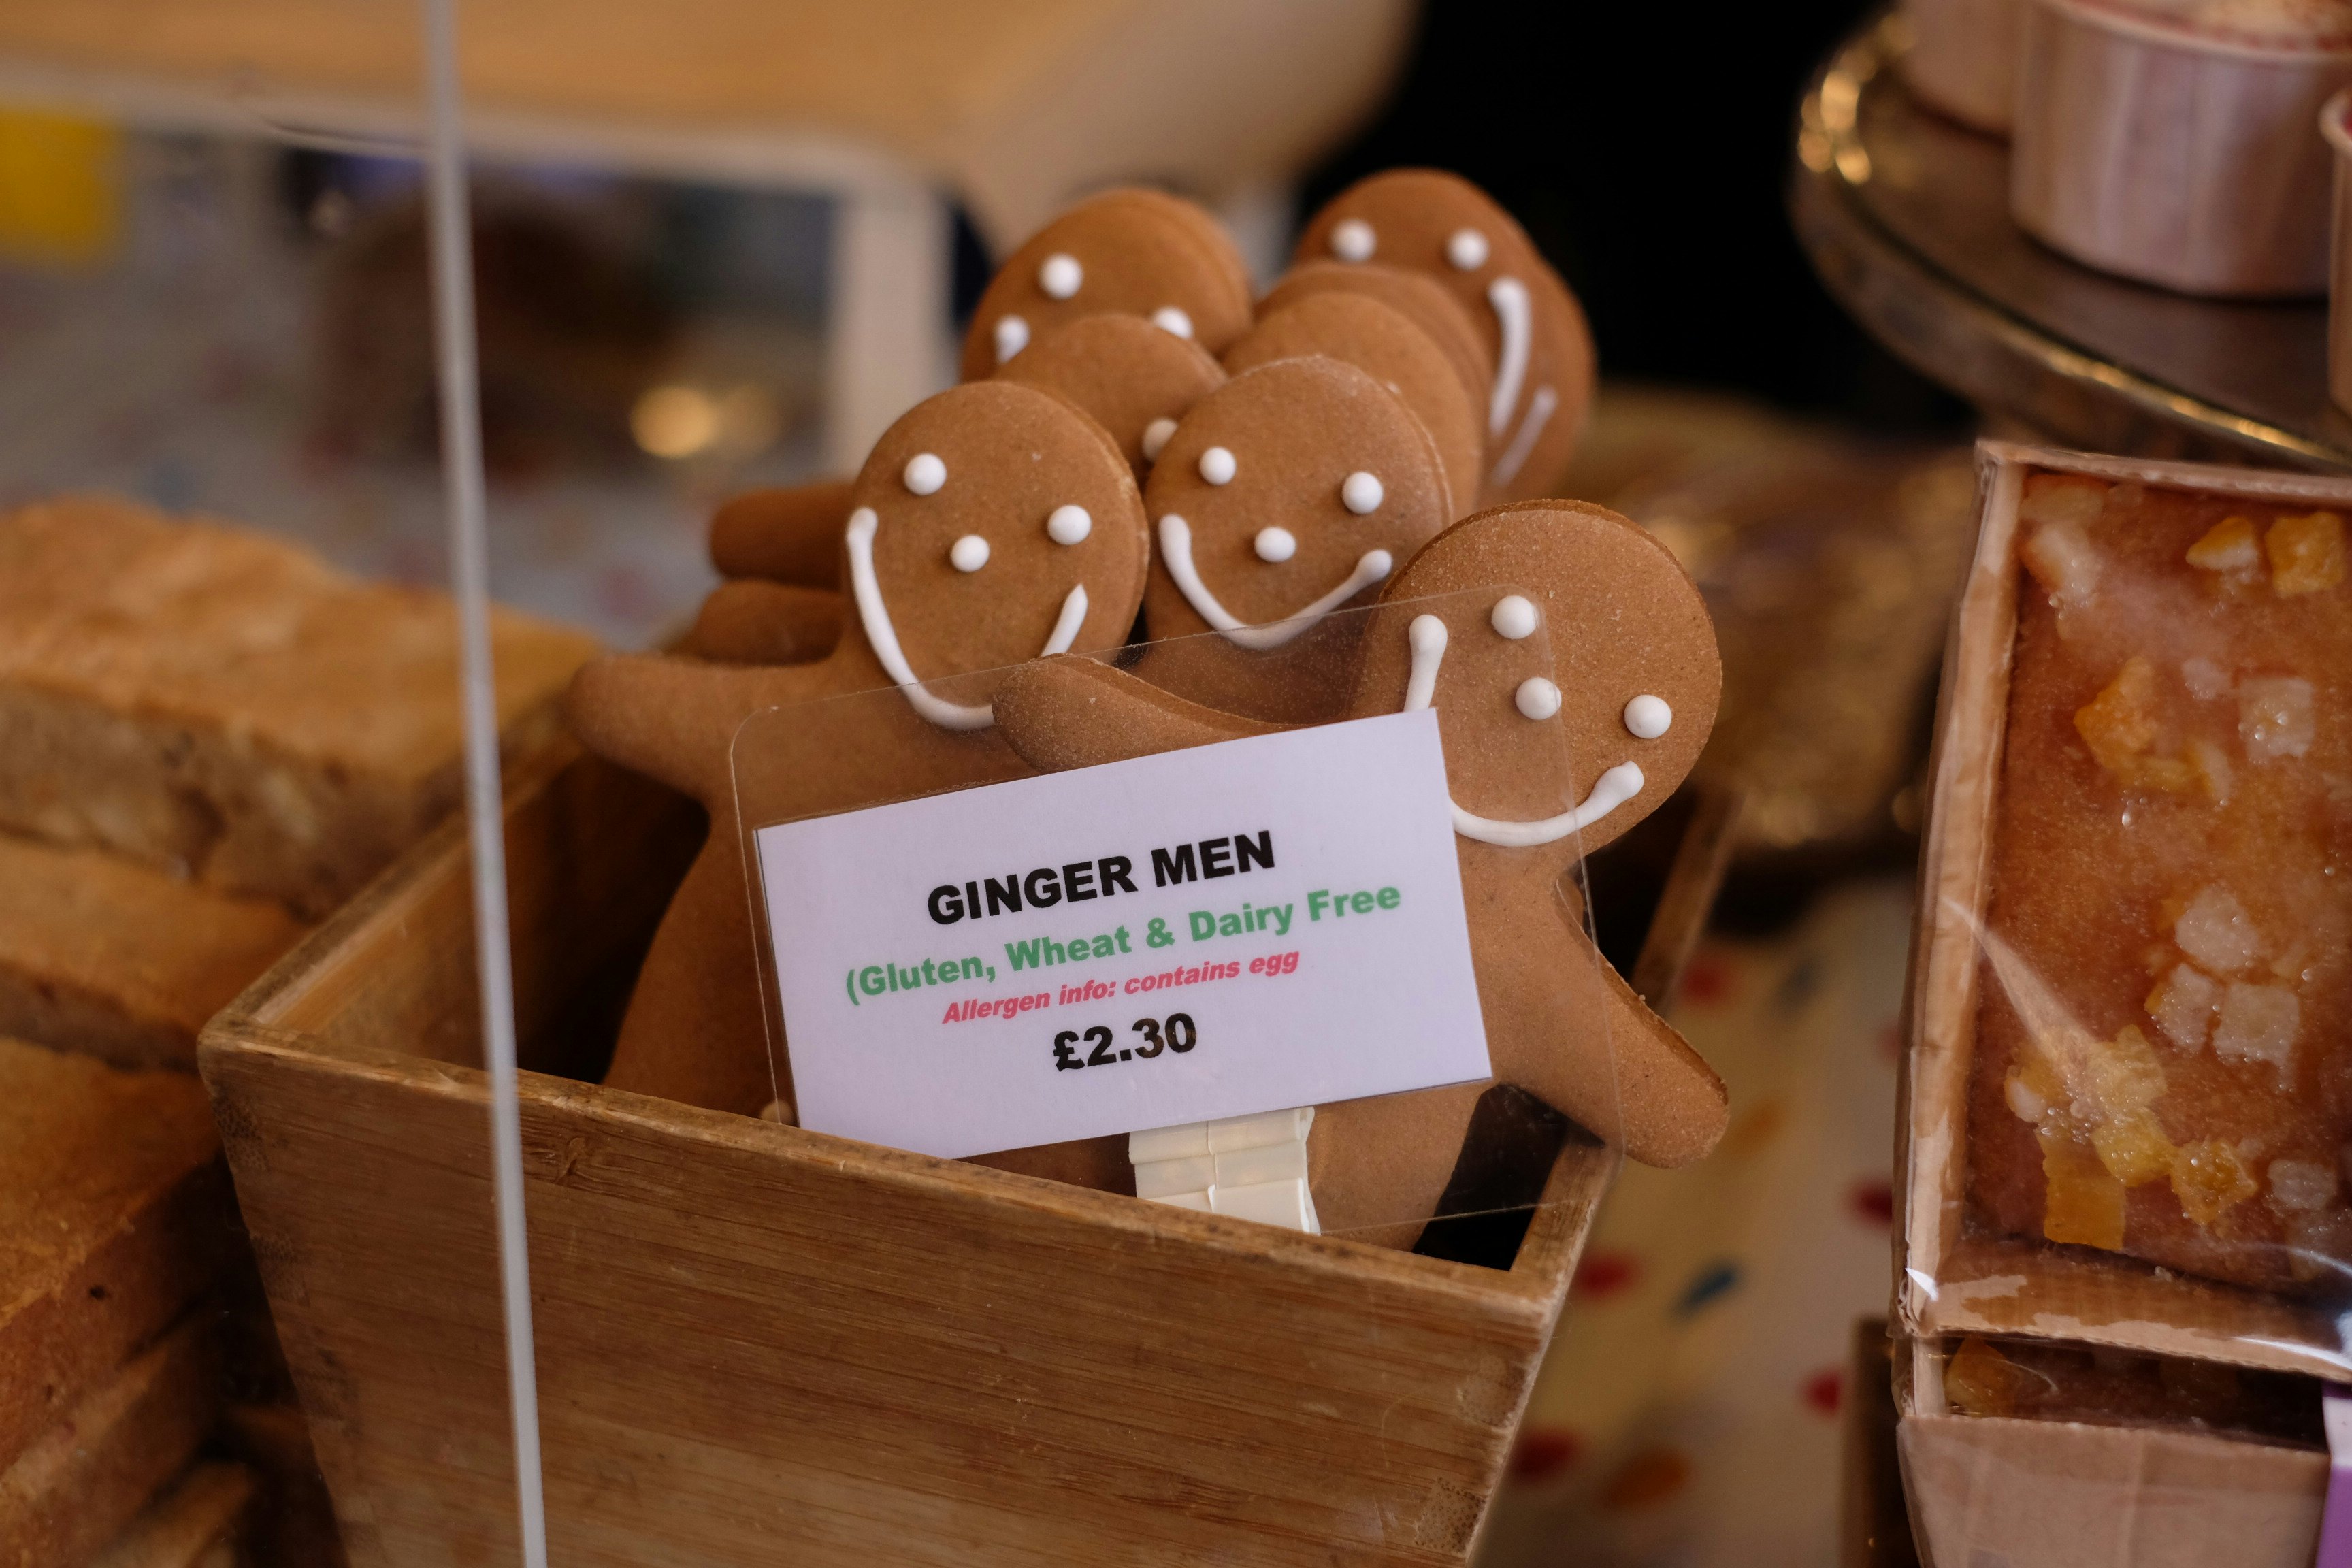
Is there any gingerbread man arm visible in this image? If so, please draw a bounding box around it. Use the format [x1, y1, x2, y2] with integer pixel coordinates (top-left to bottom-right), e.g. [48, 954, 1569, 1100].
[707, 480, 853, 587]
[687, 579, 845, 666]
[566, 653, 855, 806]
[992, 654, 1284, 772]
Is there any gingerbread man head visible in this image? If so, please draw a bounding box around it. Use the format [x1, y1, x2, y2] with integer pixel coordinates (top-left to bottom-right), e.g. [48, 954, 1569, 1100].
[1295, 170, 1595, 504]
[960, 189, 1253, 382]
[994, 313, 1226, 487]
[843, 378, 1147, 728]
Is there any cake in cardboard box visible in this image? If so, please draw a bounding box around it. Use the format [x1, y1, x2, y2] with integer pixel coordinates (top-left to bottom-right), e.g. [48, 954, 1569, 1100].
[1970, 471, 2349, 1293]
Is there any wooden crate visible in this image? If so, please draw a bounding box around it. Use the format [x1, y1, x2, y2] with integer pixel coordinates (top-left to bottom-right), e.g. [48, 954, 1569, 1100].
[200, 739, 1615, 1567]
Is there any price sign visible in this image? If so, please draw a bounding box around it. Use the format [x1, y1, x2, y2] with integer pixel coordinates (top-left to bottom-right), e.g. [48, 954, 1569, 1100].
[753, 710, 1491, 1159]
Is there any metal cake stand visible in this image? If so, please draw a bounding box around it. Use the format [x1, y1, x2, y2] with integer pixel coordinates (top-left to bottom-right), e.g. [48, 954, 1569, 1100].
[1791, 16, 2348, 473]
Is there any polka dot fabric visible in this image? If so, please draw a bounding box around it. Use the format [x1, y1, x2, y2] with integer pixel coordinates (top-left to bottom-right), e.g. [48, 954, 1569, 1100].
[1476, 881, 1912, 1568]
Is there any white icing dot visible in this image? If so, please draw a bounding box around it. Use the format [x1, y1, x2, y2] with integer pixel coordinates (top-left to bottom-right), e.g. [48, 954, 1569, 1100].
[1038, 252, 1083, 299]
[1046, 504, 1092, 546]
[1254, 527, 1296, 564]
[993, 314, 1029, 363]
[1490, 595, 1539, 640]
[949, 534, 990, 573]
[1624, 693, 1673, 738]
[1198, 446, 1237, 485]
[1341, 470, 1384, 514]
[1330, 217, 1376, 263]
[1140, 417, 1177, 461]
[1515, 676, 1562, 721]
[1151, 306, 1194, 339]
[903, 452, 947, 495]
[1446, 227, 1490, 271]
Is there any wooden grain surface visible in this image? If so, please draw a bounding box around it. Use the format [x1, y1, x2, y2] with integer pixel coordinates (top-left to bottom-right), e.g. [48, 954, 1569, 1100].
[203, 743, 1614, 1565]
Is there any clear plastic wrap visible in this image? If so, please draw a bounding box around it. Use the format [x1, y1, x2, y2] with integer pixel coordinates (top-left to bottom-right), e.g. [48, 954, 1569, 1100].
[1897, 440, 2352, 1563]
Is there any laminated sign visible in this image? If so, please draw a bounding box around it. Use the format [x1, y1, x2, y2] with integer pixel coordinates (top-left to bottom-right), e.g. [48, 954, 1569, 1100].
[753, 709, 1492, 1158]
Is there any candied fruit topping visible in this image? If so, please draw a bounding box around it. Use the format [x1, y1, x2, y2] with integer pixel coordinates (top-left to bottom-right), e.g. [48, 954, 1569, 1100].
[2174, 885, 2262, 974]
[2019, 477, 2107, 528]
[2021, 521, 2103, 609]
[1944, 1337, 2030, 1417]
[2170, 1139, 2257, 1228]
[2187, 516, 2262, 574]
[2212, 982, 2300, 1080]
[2268, 1158, 2337, 1211]
[2238, 676, 2315, 762]
[2266, 511, 2345, 597]
[2180, 657, 2231, 700]
[2093, 1113, 2176, 1187]
[2041, 1126, 2127, 1250]
[2187, 740, 2233, 804]
[2145, 963, 2219, 1049]
[2076, 658, 2161, 776]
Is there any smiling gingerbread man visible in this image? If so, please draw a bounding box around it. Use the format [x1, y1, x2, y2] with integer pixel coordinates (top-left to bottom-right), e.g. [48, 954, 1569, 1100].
[992, 500, 1727, 1244]
[1295, 170, 1595, 505]
[570, 380, 1151, 1171]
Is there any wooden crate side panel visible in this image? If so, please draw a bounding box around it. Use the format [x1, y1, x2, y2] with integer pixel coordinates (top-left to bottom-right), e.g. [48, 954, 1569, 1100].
[208, 1039, 1566, 1568]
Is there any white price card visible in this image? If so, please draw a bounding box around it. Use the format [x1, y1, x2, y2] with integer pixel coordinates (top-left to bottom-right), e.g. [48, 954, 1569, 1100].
[753, 709, 1494, 1160]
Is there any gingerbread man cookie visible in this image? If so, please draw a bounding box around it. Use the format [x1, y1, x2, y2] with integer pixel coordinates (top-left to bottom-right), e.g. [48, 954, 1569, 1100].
[994, 313, 1226, 487]
[570, 381, 1151, 1185]
[1295, 171, 1595, 505]
[1257, 261, 1492, 462]
[991, 500, 1727, 1245]
[1221, 290, 1483, 515]
[1129, 355, 1454, 723]
[960, 189, 1254, 382]
[688, 480, 854, 665]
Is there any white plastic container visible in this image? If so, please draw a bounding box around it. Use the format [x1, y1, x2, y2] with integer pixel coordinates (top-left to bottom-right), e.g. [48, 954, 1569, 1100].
[2326, 88, 2352, 411]
[2012, 0, 2352, 297]
[1903, 0, 2027, 133]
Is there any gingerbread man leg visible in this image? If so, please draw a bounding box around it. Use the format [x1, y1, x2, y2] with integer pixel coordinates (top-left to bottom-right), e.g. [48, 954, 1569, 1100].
[603, 834, 781, 1115]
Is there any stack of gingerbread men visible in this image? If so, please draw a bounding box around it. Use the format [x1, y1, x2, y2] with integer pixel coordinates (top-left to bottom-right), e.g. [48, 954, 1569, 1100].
[568, 169, 1727, 1247]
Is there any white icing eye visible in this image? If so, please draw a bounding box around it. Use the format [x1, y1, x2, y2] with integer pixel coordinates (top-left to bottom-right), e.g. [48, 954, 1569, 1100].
[1140, 417, 1177, 461]
[1515, 676, 1561, 721]
[1341, 471, 1384, 514]
[1152, 306, 1194, 339]
[1446, 227, 1490, 271]
[1198, 446, 1237, 485]
[1254, 527, 1296, 564]
[1490, 595, 1538, 639]
[993, 314, 1029, 363]
[1046, 505, 1092, 546]
[904, 453, 947, 495]
[1624, 693, 1673, 738]
[1330, 217, 1376, 263]
[1038, 252, 1083, 299]
[949, 534, 990, 573]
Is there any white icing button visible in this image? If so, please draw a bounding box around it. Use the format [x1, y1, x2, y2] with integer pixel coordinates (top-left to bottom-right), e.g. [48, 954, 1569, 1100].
[1446, 227, 1490, 271]
[1046, 504, 1092, 546]
[1330, 217, 1376, 263]
[1340, 470, 1384, 514]
[1254, 527, 1296, 564]
[1140, 417, 1177, 461]
[1624, 693, 1673, 738]
[949, 534, 990, 573]
[903, 452, 947, 495]
[993, 314, 1030, 363]
[1515, 676, 1561, 721]
[1490, 594, 1539, 640]
[1198, 446, 1237, 485]
[1038, 252, 1083, 299]
[1151, 306, 1194, 339]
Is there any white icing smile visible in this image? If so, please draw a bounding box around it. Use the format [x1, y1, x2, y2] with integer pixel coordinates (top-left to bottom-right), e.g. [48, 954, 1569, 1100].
[1482, 276, 1556, 488]
[846, 507, 1088, 732]
[1158, 514, 1391, 652]
[1403, 613, 1645, 847]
